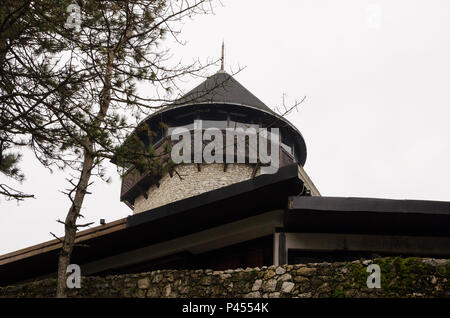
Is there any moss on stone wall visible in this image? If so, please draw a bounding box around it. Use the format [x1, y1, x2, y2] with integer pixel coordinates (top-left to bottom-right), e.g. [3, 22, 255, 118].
[0, 257, 448, 298]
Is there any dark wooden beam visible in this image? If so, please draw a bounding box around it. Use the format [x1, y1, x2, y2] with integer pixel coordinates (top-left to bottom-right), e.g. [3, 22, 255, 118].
[252, 162, 260, 178]
[278, 232, 287, 265]
[136, 184, 148, 199]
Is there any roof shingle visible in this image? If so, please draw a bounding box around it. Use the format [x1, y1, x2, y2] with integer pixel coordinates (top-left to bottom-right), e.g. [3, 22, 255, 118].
[171, 71, 274, 113]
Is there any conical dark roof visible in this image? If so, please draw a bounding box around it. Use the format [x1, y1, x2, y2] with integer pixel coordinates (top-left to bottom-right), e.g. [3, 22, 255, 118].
[132, 70, 308, 166]
[171, 71, 274, 113]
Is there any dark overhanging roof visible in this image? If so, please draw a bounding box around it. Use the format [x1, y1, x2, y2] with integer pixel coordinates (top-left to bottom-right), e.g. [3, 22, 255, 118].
[285, 196, 450, 236]
[289, 196, 450, 214]
[0, 164, 303, 286]
[3, 165, 449, 285]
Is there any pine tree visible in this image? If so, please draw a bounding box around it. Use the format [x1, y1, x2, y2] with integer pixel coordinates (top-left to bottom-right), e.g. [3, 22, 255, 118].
[1, 0, 216, 297]
[0, 0, 84, 201]
[40, 0, 213, 297]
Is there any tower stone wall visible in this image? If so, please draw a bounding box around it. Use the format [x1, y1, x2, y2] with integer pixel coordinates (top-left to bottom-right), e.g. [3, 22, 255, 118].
[133, 163, 261, 214]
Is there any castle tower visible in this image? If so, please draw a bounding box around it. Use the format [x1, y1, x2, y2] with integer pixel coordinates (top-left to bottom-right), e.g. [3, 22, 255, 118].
[120, 70, 320, 214]
[2, 64, 450, 285]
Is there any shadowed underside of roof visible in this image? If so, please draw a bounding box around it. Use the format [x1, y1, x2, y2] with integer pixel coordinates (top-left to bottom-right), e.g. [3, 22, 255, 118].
[171, 71, 274, 112]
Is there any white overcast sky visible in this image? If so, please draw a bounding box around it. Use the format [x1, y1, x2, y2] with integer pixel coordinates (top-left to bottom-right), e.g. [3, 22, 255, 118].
[1, 0, 449, 255]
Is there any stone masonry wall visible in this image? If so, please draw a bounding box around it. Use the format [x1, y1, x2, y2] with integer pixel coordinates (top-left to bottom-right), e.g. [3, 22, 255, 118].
[134, 163, 260, 213]
[1, 257, 448, 298]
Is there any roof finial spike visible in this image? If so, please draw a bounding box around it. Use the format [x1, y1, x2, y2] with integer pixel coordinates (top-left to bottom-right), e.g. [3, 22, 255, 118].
[220, 40, 225, 71]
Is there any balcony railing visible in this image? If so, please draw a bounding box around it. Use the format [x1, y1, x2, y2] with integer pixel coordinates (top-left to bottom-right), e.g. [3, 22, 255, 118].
[120, 131, 296, 204]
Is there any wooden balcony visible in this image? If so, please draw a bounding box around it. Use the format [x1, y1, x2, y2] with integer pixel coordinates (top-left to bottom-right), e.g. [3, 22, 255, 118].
[120, 131, 296, 206]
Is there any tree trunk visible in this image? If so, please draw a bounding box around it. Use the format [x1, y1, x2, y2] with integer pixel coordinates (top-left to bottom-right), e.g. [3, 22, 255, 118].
[56, 145, 94, 298]
[55, 51, 116, 297]
[54, 22, 131, 297]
